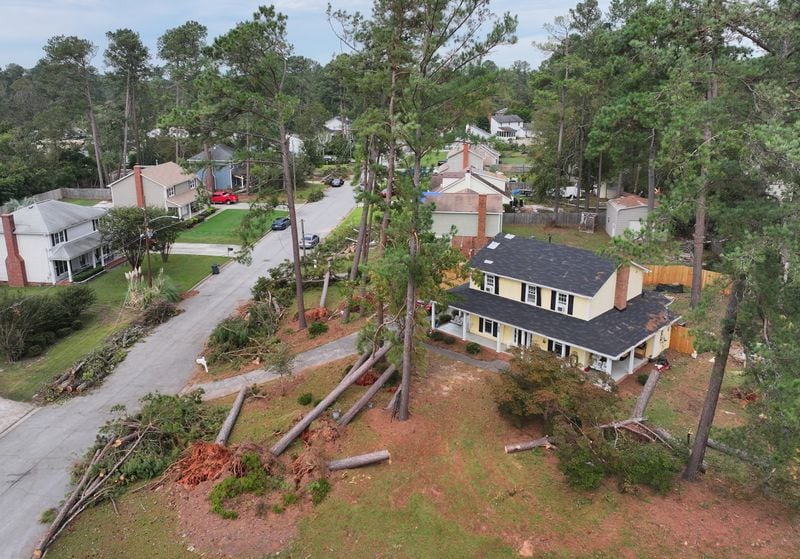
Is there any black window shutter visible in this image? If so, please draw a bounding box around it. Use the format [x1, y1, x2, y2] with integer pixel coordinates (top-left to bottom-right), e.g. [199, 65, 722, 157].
[568, 295, 574, 315]
[494, 276, 500, 295]
[536, 286, 542, 306]
[493, 321, 498, 337]
[565, 345, 571, 356]
[479, 317, 484, 332]
[547, 339, 553, 352]
[520, 282, 526, 301]
[550, 291, 557, 310]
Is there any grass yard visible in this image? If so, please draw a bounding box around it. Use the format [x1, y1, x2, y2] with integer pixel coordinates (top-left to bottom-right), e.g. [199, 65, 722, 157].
[49, 352, 800, 558]
[500, 153, 528, 165]
[177, 209, 286, 245]
[502, 222, 612, 253]
[62, 198, 107, 206]
[421, 149, 447, 167]
[0, 255, 222, 401]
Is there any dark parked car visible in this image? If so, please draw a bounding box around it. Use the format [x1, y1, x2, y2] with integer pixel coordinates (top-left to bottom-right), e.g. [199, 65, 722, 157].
[301, 234, 320, 249]
[328, 177, 345, 187]
[271, 216, 291, 230]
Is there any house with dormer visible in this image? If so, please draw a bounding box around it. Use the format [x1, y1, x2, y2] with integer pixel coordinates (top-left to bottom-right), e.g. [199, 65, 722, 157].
[435, 142, 501, 174]
[434, 233, 679, 381]
[109, 162, 199, 219]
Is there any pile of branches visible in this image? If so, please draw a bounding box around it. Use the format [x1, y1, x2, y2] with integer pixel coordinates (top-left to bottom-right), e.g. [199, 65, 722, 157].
[34, 391, 225, 557]
[37, 300, 178, 403]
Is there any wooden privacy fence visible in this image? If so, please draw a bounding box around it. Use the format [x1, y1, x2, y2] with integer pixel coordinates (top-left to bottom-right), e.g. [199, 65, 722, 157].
[643, 265, 725, 290]
[32, 187, 110, 203]
[503, 211, 606, 227]
[669, 325, 695, 354]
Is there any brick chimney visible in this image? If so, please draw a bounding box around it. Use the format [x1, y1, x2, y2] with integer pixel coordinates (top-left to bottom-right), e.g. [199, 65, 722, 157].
[477, 194, 487, 240]
[133, 165, 145, 208]
[614, 265, 630, 311]
[2, 213, 27, 287]
[462, 141, 470, 170]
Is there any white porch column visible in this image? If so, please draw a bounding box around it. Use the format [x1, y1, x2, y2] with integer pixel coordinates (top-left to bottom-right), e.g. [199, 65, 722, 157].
[430, 301, 436, 328]
[496, 326, 502, 352]
[628, 350, 635, 375]
[67, 260, 73, 283]
[91, 250, 97, 268]
[461, 313, 468, 340]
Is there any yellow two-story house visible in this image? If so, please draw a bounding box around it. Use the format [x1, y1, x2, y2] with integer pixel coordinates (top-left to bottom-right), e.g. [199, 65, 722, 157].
[438, 233, 680, 382]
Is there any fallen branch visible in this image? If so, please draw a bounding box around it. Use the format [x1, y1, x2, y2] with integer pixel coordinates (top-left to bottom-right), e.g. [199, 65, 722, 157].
[270, 344, 393, 456]
[598, 417, 645, 430]
[707, 438, 769, 467]
[504, 436, 555, 454]
[215, 386, 248, 446]
[338, 365, 397, 426]
[386, 386, 401, 410]
[327, 450, 391, 471]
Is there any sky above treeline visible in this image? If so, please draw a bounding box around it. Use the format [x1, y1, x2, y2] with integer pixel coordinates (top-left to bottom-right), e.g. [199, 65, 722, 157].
[0, 0, 610, 70]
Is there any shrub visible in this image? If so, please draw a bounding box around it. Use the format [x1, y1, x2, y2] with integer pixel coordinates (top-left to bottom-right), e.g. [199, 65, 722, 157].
[437, 313, 451, 324]
[616, 443, 681, 494]
[466, 342, 481, 355]
[307, 189, 324, 203]
[72, 319, 83, 330]
[54, 285, 96, 321]
[72, 265, 103, 283]
[297, 393, 313, 406]
[637, 373, 650, 386]
[307, 478, 331, 505]
[25, 344, 43, 358]
[442, 335, 456, 345]
[56, 327, 73, 338]
[557, 442, 606, 491]
[308, 321, 328, 338]
[428, 330, 445, 341]
[283, 492, 299, 506]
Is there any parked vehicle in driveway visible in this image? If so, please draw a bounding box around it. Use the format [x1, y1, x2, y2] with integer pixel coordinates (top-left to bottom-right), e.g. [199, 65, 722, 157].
[211, 191, 239, 204]
[301, 234, 320, 248]
[271, 216, 291, 230]
[329, 177, 344, 187]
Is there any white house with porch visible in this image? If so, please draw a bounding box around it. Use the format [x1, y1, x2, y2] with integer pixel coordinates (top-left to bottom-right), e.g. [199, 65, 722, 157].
[0, 200, 114, 285]
[432, 233, 680, 382]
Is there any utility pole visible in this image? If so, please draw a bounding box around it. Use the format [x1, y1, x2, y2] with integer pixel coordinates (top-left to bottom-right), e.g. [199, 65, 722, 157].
[144, 208, 153, 288]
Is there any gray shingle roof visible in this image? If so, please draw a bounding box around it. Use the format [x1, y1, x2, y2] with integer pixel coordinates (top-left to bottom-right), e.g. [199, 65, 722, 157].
[6, 201, 106, 235]
[447, 283, 678, 358]
[493, 114, 524, 124]
[188, 143, 236, 162]
[49, 230, 102, 260]
[471, 233, 615, 297]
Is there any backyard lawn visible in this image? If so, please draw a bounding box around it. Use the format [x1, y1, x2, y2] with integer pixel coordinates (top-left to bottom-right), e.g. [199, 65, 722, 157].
[502, 222, 612, 253]
[177, 209, 287, 245]
[0, 255, 223, 401]
[62, 198, 107, 207]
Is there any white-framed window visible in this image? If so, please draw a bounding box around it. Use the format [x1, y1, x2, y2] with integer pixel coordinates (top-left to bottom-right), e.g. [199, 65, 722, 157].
[478, 317, 498, 337]
[525, 284, 538, 305]
[189, 179, 197, 190]
[555, 292, 569, 313]
[50, 229, 68, 246]
[92, 219, 98, 231]
[54, 260, 68, 276]
[166, 186, 176, 197]
[513, 328, 532, 347]
[553, 341, 564, 357]
[483, 274, 496, 293]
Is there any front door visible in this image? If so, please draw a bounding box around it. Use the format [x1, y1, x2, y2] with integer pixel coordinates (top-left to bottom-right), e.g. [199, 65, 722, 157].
[513, 328, 531, 348]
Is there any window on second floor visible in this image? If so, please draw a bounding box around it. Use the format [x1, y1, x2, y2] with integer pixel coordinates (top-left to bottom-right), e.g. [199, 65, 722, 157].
[189, 179, 197, 190]
[555, 292, 569, 313]
[483, 273, 498, 294]
[524, 283, 538, 305]
[50, 229, 68, 246]
[92, 219, 98, 231]
[166, 186, 176, 197]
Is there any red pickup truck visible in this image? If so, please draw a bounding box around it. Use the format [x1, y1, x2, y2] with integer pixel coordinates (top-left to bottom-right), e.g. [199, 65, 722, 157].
[211, 191, 239, 204]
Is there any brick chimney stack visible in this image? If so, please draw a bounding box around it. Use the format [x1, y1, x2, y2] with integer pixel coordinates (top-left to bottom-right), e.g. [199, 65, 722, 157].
[477, 194, 487, 241]
[462, 142, 470, 170]
[2, 213, 27, 287]
[614, 266, 630, 311]
[134, 165, 145, 208]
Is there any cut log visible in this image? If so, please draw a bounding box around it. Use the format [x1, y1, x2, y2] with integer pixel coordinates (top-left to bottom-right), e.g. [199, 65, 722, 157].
[270, 344, 392, 456]
[74, 381, 90, 393]
[327, 450, 390, 471]
[347, 351, 371, 378]
[631, 369, 661, 419]
[598, 417, 645, 430]
[338, 365, 397, 426]
[504, 436, 555, 454]
[215, 386, 248, 446]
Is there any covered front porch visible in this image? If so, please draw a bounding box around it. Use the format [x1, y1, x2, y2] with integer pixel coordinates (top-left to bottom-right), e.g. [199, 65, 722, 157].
[49, 232, 112, 283]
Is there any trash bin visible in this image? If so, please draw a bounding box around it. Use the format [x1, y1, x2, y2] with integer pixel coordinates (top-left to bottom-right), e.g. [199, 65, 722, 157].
[211, 264, 220, 275]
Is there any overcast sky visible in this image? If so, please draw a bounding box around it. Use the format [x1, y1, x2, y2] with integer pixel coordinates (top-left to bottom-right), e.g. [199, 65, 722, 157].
[0, 1, 610, 70]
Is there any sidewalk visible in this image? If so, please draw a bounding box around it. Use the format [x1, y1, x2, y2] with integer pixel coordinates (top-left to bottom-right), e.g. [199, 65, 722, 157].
[186, 332, 360, 401]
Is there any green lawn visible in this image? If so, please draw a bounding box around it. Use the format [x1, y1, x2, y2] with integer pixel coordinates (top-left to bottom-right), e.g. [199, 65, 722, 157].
[0, 255, 222, 401]
[502, 223, 612, 253]
[62, 198, 107, 206]
[177, 209, 286, 245]
[421, 150, 447, 167]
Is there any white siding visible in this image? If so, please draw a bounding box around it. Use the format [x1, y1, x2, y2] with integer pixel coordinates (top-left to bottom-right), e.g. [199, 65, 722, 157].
[0, 235, 7, 282]
[17, 235, 53, 283]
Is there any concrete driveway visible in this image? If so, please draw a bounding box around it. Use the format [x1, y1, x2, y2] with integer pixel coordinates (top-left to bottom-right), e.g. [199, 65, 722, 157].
[0, 183, 355, 559]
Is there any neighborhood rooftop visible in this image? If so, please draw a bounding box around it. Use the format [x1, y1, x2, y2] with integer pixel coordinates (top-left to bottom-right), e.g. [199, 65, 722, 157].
[1, 200, 105, 235]
[470, 233, 616, 297]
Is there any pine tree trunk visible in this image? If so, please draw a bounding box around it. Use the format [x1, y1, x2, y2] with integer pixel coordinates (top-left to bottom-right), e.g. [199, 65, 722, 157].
[380, 67, 397, 248]
[280, 123, 307, 329]
[120, 71, 130, 176]
[131, 83, 141, 164]
[85, 79, 105, 188]
[647, 128, 656, 212]
[683, 277, 744, 480]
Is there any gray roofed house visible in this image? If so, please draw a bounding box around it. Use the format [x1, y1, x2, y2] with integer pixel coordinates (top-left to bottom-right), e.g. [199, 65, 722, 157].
[188, 144, 247, 191]
[431, 232, 679, 382]
[0, 200, 115, 286]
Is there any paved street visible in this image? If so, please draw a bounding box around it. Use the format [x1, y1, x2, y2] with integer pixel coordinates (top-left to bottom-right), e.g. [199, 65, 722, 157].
[0, 184, 355, 559]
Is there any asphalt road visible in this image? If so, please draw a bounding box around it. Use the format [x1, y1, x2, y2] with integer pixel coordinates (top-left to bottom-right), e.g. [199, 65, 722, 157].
[0, 183, 355, 559]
